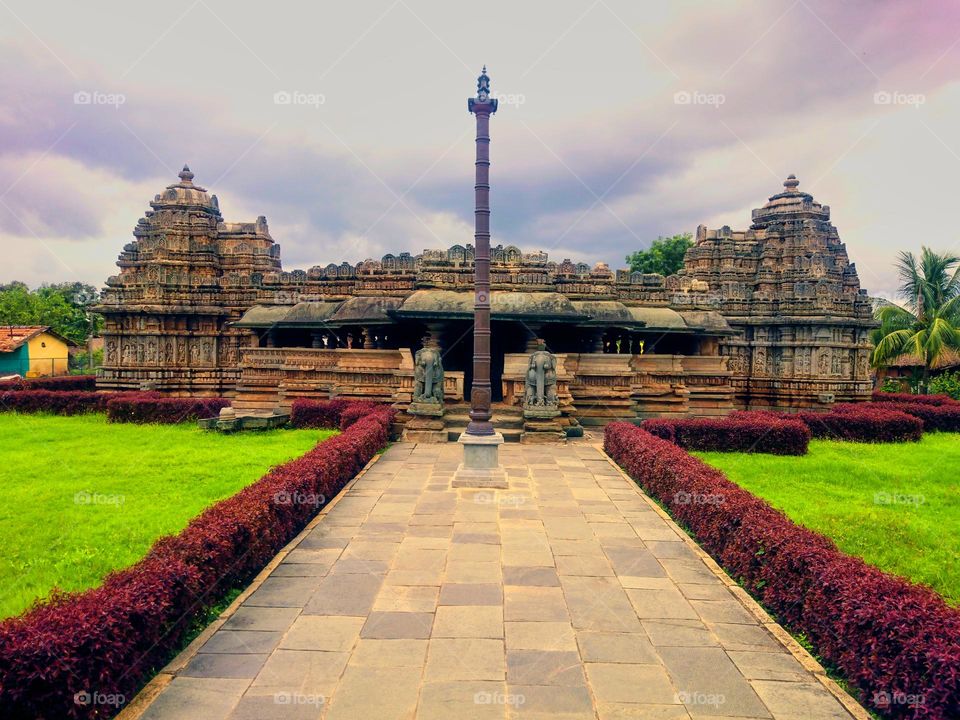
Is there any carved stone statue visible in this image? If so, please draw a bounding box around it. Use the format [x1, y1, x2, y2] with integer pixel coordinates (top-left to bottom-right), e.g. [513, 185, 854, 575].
[524, 347, 560, 419]
[410, 345, 444, 416]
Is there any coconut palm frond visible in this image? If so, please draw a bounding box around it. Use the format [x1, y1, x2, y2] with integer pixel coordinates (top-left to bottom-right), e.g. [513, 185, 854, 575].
[871, 328, 916, 366]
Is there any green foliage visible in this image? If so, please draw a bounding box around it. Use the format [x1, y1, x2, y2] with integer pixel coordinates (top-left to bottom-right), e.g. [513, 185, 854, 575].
[0, 413, 334, 618]
[696, 436, 960, 605]
[929, 370, 960, 399]
[879, 377, 905, 393]
[69, 348, 103, 373]
[625, 233, 693, 276]
[0, 282, 104, 345]
[871, 247, 960, 392]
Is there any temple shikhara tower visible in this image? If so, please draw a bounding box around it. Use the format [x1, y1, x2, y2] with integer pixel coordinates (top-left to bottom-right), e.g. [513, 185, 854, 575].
[97, 151, 874, 440]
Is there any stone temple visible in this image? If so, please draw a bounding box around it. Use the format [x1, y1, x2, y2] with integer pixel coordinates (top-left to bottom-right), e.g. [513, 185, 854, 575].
[96, 167, 874, 440]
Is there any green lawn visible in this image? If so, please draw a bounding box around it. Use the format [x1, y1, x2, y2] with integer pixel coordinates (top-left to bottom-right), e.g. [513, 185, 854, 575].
[694, 435, 960, 605]
[0, 413, 334, 619]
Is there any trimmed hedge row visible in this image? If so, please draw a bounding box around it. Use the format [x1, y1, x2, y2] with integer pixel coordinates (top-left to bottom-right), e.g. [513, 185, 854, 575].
[105, 397, 231, 424]
[840, 402, 960, 433]
[1, 390, 118, 415]
[290, 398, 384, 430]
[640, 416, 810, 455]
[0, 408, 395, 720]
[872, 391, 959, 407]
[604, 422, 960, 720]
[0, 375, 97, 392]
[732, 407, 925, 443]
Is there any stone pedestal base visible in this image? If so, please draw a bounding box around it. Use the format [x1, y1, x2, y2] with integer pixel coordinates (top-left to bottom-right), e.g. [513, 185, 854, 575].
[452, 432, 508, 488]
[402, 415, 446, 443]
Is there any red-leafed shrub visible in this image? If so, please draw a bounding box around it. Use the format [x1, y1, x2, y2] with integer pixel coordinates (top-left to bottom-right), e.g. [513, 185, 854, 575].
[0, 390, 109, 415]
[841, 401, 960, 433]
[0, 375, 97, 392]
[640, 416, 810, 455]
[733, 407, 925, 443]
[0, 408, 395, 720]
[106, 397, 231, 424]
[604, 422, 960, 720]
[0, 390, 161, 416]
[339, 401, 381, 429]
[290, 398, 352, 428]
[872, 391, 959, 407]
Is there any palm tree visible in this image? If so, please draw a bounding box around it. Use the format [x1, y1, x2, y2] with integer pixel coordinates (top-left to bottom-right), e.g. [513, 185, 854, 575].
[871, 247, 960, 392]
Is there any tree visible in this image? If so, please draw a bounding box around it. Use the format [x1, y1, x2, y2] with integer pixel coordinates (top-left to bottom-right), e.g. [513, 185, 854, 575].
[625, 233, 694, 276]
[871, 247, 960, 393]
[0, 282, 103, 345]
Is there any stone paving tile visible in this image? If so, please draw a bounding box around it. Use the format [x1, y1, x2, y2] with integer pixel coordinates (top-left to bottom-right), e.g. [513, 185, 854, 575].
[504, 585, 568, 621]
[349, 638, 428, 667]
[361, 610, 435, 639]
[750, 681, 852, 719]
[141, 443, 859, 720]
[576, 630, 659, 664]
[222, 607, 300, 633]
[244, 577, 320, 608]
[425, 638, 506, 680]
[434, 605, 503, 638]
[324, 665, 422, 720]
[585, 662, 678, 704]
[506, 649, 586, 686]
[302, 572, 383, 616]
[503, 566, 560, 586]
[657, 646, 771, 717]
[199, 630, 283, 655]
[504, 621, 579, 651]
[440, 582, 504, 606]
[182, 653, 268, 679]
[141, 678, 250, 720]
[249, 649, 349, 695]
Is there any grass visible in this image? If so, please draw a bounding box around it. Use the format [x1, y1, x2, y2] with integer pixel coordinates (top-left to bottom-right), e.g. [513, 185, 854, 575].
[0, 413, 335, 619]
[694, 434, 960, 605]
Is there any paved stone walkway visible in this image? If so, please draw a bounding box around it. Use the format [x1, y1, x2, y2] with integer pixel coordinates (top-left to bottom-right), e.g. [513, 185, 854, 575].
[138, 442, 862, 720]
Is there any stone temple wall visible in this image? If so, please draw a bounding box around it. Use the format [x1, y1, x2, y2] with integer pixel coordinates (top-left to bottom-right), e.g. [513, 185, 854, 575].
[680, 175, 874, 409]
[96, 169, 875, 411]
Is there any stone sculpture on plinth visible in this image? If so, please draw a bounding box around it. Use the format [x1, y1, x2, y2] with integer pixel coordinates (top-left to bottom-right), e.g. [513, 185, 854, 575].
[410, 345, 445, 417]
[521, 343, 565, 443]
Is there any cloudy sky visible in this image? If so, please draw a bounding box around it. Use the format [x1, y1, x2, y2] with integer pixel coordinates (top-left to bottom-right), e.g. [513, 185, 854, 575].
[1, 0, 959, 300]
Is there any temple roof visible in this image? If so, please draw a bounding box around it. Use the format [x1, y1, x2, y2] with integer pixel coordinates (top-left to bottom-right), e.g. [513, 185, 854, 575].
[233, 293, 732, 335]
[394, 290, 589, 322]
[149, 165, 221, 215]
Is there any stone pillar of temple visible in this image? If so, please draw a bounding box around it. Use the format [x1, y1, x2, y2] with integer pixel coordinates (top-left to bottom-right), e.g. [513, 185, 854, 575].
[455, 66, 507, 488]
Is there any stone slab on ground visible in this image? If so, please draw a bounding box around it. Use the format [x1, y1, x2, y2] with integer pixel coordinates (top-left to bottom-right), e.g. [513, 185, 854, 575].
[131, 442, 866, 720]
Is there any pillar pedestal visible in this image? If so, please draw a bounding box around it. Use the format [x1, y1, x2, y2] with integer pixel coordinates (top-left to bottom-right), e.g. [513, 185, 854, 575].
[452, 431, 508, 488]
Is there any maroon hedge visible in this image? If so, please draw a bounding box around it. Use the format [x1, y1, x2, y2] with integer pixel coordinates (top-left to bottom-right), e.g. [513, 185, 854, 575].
[105, 397, 231, 424]
[840, 401, 960, 433]
[640, 416, 810, 455]
[0, 375, 97, 392]
[872, 391, 959, 407]
[604, 422, 960, 720]
[290, 398, 352, 429]
[732, 408, 924, 443]
[0, 408, 394, 720]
